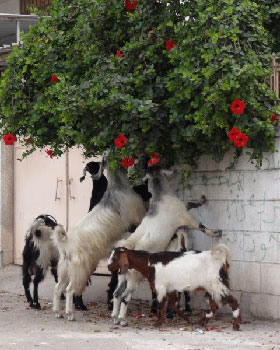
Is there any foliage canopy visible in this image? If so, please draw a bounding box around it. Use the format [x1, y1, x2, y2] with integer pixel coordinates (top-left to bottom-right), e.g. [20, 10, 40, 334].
[0, 0, 279, 171]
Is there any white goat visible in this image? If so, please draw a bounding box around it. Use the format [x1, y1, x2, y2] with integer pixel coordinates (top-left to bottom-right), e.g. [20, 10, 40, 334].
[52, 169, 146, 321]
[111, 165, 222, 326]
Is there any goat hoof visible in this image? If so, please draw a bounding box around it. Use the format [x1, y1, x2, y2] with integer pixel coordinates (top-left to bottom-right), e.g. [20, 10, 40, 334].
[113, 317, 120, 325]
[67, 313, 75, 321]
[55, 313, 63, 318]
[75, 303, 88, 311]
[154, 321, 163, 328]
[120, 319, 128, 327]
[213, 230, 222, 237]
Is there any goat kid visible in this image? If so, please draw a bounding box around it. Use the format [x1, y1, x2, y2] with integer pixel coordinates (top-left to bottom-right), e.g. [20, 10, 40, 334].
[108, 245, 241, 330]
[52, 169, 146, 321]
[22, 215, 59, 309]
[111, 165, 222, 326]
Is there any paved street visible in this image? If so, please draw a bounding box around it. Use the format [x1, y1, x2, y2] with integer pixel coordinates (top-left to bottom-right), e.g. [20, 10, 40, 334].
[0, 265, 280, 350]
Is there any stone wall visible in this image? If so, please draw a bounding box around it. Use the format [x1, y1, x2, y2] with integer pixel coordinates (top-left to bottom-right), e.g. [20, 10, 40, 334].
[176, 134, 280, 319]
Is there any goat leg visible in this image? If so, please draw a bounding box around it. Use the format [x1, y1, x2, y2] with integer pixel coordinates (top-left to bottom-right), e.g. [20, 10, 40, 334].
[221, 294, 241, 331]
[31, 270, 44, 309]
[150, 291, 158, 315]
[184, 291, 192, 314]
[107, 271, 119, 311]
[73, 295, 87, 310]
[23, 271, 33, 305]
[167, 292, 190, 322]
[155, 296, 167, 327]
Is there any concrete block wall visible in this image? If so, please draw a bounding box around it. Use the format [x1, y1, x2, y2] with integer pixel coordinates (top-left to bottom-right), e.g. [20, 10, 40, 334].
[176, 135, 280, 319]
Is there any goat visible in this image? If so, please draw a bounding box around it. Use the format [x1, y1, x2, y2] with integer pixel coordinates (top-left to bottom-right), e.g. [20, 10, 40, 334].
[111, 165, 222, 326]
[80, 160, 151, 311]
[151, 195, 207, 315]
[80, 161, 108, 212]
[52, 168, 146, 321]
[108, 245, 241, 330]
[22, 214, 59, 309]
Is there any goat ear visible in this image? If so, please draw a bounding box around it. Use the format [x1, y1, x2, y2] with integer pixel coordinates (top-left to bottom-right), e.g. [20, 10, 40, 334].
[119, 252, 129, 274]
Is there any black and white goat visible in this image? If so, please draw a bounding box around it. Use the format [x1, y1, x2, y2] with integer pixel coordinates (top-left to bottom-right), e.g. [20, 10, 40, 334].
[111, 165, 222, 326]
[80, 161, 108, 212]
[52, 168, 146, 321]
[22, 215, 59, 309]
[108, 245, 241, 330]
[80, 160, 151, 310]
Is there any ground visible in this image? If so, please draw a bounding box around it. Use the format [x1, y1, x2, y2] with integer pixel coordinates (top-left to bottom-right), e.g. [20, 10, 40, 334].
[0, 265, 280, 350]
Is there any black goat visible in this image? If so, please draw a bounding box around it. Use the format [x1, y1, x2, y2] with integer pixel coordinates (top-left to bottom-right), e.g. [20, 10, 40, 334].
[22, 214, 59, 309]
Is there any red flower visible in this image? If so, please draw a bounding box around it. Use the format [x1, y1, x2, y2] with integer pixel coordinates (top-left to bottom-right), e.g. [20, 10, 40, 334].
[46, 149, 53, 159]
[233, 133, 248, 148]
[230, 99, 246, 114]
[147, 152, 160, 166]
[227, 127, 240, 142]
[121, 157, 135, 168]
[271, 113, 278, 123]
[116, 50, 123, 58]
[3, 133, 16, 145]
[24, 138, 31, 143]
[165, 39, 175, 52]
[51, 75, 58, 83]
[114, 134, 127, 149]
[125, 0, 138, 11]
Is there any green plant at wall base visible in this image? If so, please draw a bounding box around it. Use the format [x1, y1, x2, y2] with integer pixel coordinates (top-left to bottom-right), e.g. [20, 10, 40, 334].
[0, 0, 279, 173]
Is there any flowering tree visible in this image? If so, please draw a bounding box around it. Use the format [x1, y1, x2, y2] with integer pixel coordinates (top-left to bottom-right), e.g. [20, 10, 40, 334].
[0, 0, 279, 172]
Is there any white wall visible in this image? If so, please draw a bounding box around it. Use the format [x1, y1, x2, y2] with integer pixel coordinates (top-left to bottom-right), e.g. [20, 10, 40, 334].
[0, 142, 14, 267]
[175, 132, 280, 319]
[0, 0, 20, 14]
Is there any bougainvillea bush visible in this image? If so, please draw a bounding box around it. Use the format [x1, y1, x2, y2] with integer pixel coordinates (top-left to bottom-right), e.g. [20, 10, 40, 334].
[0, 0, 279, 172]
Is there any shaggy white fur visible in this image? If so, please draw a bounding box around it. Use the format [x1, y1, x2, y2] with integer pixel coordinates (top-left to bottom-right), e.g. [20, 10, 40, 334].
[52, 169, 146, 321]
[30, 220, 59, 276]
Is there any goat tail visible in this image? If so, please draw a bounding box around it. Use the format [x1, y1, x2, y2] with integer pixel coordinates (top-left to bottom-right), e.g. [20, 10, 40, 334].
[211, 244, 231, 264]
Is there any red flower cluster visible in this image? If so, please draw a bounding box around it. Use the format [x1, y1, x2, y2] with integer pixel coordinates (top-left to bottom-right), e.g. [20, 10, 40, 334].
[271, 113, 278, 123]
[230, 99, 246, 114]
[121, 157, 135, 168]
[3, 133, 16, 145]
[114, 134, 127, 149]
[125, 0, 138, 11]
[46, 149, 53, 159]
[147, 152, 160, 166]
[227, 127, 248, 148]
[117, 50, 123, 58]
[165, 39, 175, 52]
[51, 75, 58, 83]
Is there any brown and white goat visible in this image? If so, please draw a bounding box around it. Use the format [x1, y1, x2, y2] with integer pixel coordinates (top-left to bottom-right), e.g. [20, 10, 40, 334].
[108, 245, 241, 330]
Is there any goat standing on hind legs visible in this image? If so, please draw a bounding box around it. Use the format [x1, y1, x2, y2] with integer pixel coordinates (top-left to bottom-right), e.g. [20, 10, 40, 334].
[52, 168, 146, 321]
[22, 215, 59, 309]
[79, 160, 151, 311]
[108, 246, 241, 330]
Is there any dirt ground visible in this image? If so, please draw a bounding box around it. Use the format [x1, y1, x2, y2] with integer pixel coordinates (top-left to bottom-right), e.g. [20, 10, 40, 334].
[0, 265, 280, 350]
